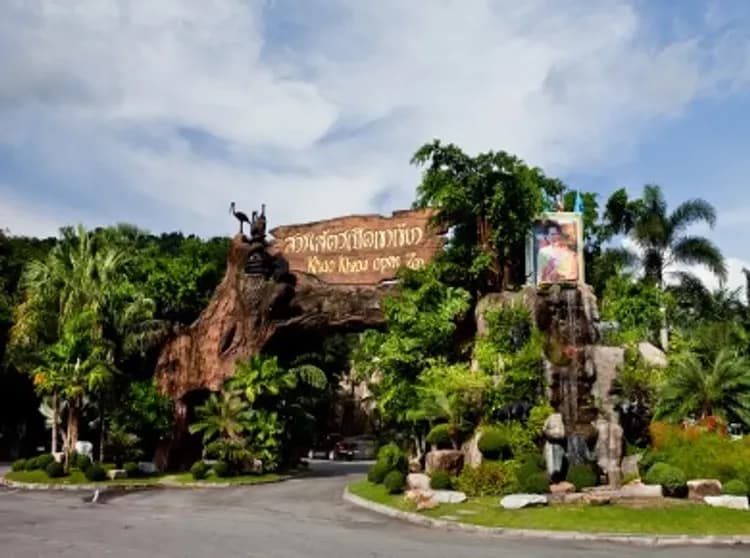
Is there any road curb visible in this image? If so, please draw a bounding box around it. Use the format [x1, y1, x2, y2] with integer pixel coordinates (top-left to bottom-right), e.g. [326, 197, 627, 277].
[0, 476, 157, 492]
[342, 486, 750, 547]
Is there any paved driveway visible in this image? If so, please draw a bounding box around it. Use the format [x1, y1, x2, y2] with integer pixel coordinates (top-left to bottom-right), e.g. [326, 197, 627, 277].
[0, 461, 744, 558]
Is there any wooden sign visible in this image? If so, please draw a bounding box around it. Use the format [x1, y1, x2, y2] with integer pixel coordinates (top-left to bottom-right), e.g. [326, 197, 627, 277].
[270, 209, 445, 285]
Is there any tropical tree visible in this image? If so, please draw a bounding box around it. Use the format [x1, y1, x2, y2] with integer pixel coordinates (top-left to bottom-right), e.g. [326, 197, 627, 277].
[605, 185, 726, 285]
[188, 390, 252, 444]
[655, 349, 750, 427]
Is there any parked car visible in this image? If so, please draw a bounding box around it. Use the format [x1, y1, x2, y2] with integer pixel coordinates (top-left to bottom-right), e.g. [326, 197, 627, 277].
[343, 435, 378, 460]
[306, 434, 354, 461]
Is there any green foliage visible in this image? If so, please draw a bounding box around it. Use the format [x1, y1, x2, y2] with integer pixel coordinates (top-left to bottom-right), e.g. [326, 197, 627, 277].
[376, 443, 407, 474]
[45, 461, 65, 478]
[190, 461, 209, 481]
[383, 471, 406, 494]
[367, 462, 390, 484]
[426, 424, 453, 449]
[109, 381, 173, 448]
[723, 479, 748, 496]
[644, 463, 687, 497]
[527, 402, 555, 438]
[430, 471, 454, 490]
[189, 390, 253, 444]
[213, 461, 231, 478]
[35, 454, 55, 470]
[72, 452, 91, 471]
[521, 472, 550, 494]
[484, 305, 533, 354]
[601, 275, 665, 344]
[84, 464, 107, 482]
[204, 439, 254, 475]
[123, 462, 141, 478]
[478, 427, 512, 460]
[455, 461, 519, 497]
[566, 464, 598, 491]
[11, 459, 26, 472]
[24, 456, 40, 470]
[105, 427, 142, 467]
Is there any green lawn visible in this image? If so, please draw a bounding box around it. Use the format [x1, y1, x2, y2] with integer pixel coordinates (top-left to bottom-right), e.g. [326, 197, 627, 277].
[165, 472, 288, 485]
[5, 470, 165, 486]
[349, 480, 750, 536]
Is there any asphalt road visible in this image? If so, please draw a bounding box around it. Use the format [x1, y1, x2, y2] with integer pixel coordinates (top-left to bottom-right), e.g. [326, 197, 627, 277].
[0, 461, 744, 558]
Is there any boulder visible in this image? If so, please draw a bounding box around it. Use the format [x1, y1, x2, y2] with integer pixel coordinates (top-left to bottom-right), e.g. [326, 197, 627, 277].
[543, 413, 566, 441]
[500, 494, 549, 509]
[594, 419, 623, 486]
[704, 495, 749, 511]
[588, 346, 625, 418]
[584, 493, 612, 506]
[138, 462, 158, 475]
[620, 454, 642, 480]
[107, 469, 127, 480]
[461, 430, 483, 468]
[408, 457, 423, 473]
[638, 342, 668, 369]
[544, 441, 566, 479]
[619, 483, 663, 499]
[425, 450, 464, 476]
[407, 473, 431, 492]
[688, 479, 722, 500]
[550, 481, 576, 494]
[416, 495, 440, 511]
[432, 490, 467, 504]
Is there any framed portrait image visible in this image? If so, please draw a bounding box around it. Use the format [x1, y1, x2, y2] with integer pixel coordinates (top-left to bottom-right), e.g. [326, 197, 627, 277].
[525, 212, 585, 285]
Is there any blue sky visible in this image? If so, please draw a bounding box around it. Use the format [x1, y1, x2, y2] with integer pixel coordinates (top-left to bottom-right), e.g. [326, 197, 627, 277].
[1, 0, 749, 292]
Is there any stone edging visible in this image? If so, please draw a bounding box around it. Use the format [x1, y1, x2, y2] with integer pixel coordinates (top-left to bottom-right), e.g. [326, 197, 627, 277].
[342, 487, 750, 547]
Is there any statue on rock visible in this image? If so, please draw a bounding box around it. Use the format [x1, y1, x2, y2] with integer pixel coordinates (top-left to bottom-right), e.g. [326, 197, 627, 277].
[229, 202, 251, 235]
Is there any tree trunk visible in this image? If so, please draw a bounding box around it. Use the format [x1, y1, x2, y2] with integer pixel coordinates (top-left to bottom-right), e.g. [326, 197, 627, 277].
[99, 404, 105, 463]
[65, 400, 81, 470]
[51, 392, 59, 454]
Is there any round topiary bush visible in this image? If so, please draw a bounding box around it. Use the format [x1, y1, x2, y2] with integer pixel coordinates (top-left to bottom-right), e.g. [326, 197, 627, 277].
[566, 464, 598, 491]
[74, 453, 92, 471]
[383, 471, 405, 494]
[24, 457, 40, 470]
[123, 462, 141, 478]
[426, 424, 453, 449]
[11, 459, 27, 472]
[430, 471, 453, 490]
[45, 461, 65, 478]
[36, 454, 55, 470]
[478, 427, 512, 460]
[190, 461, 209, 480]
[84, 464, 107, 482]
[521, 471, 550, 494]
[723, 479, 748, 496]
[367, 462, 390, 484]
[376, 443, 407, 473]
[213, 461, 231, 478]
[644, 463, 687, 497]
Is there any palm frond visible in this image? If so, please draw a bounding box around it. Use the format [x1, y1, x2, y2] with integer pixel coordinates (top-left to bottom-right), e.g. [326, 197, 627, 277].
[670, 236, 727, 282]
[669, 199, 717, 235]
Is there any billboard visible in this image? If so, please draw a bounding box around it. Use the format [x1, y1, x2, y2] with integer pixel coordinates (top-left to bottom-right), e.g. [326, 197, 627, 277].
[526, 212, 584, 285]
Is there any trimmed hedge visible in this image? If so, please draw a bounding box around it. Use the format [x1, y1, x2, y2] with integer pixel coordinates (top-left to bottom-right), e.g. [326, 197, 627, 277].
[455, 461, 519, 497]
[430, 471, 453, 490]
[213, 461, 231, 478]
[644, 463, 687, 497]
[383, 471, 405, 494]
[478, 427, 512, 460]
[376, 444, 407, 473]
[12, 459, 27, 472]
[190, 461, 209, 480]
[367, 462, 390, 484]
[84, 464, 107, 482]
[566, 464, 598, 491]
[426, 424, 452, 449]
[45, 462, 65, 478]
[723, 479, 748, 496]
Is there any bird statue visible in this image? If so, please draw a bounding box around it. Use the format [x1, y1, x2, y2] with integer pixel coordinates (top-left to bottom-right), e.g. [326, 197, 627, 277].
[251, 204, 267, 240]
[229, 202, 251, 235]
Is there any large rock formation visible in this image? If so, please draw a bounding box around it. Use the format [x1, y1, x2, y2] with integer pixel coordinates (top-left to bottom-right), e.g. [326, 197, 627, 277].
[154, 234, 389, 469]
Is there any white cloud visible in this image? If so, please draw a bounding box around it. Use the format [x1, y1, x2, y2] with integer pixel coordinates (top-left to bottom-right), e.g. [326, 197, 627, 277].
[0, 0, 749, 243]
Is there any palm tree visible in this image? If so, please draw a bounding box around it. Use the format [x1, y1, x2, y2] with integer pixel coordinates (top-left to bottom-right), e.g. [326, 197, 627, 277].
[655, 349, 750, 427]
[188, 390, 253, 443]
[605, 185, 727, 285]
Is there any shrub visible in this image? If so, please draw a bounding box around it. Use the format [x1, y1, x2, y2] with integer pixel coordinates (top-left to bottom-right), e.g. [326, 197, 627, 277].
[723, 479, 748, 496]
[11, 459, 27, 472]
[376, 443, 407, 473]
[190, 461, 209, 480]
[426, 424, 453, 449]
[644, 463, 687, 497]
[517, 451, 545, 472]
[521, 471, 550, 494]
[84, 464, 107, 482]
[24, 457, 40, 470]
[213, 461, 231, 478]
[36, 454, 55, 470]
[367, 462, 390, 484]
[123, 462, 141, 478]
[478, 427, 512, 460]
[430, 471, 453, 490]
[73, 452, 92, 471]
[45, 462, 65, 478]
[455, 461, 519, 497]
[566, 465, 598, 491]
[383, 471, 405, 494]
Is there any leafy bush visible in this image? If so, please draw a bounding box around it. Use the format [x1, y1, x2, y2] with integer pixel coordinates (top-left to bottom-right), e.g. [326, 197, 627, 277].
[455, 461, 519, 497]
[45, 462, 65, 478]
[11, 459, 27, 472]
[205, 438, 255, 474]
[24, 457, 40, 470]
[105, 427, 142, 468]
[426, 424, 453, 449]
[36, 454, 55, 470]
[527, 402, 555, 438]
[376, 443, 407, 473]
[367, 462, 390, 484]
[123, 462, 141, 478]
[517, 451, 545, 472]
[478, 427, 512, 460]
[383, 471, 405, 494]
[644, 463, 687, 497]
[73, 452, 92, 471]
[521, 472, 550, 494]
[84, 464, 107, 482]
[213, 461, 231, 478]
[566, 465, 598, 491]
[190, 461, 209, 480]
[430, 471, 453, 490]
[723, 479, 749, 496]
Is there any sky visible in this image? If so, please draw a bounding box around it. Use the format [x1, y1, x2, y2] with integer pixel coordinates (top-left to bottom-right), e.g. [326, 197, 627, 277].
[1, 0, 749, 294]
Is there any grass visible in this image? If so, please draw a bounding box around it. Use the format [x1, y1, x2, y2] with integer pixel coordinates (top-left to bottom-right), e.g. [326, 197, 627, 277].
[165, 472, 288, 485]
[349, 480, 750, 536]
[5, 469, 165, 486]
